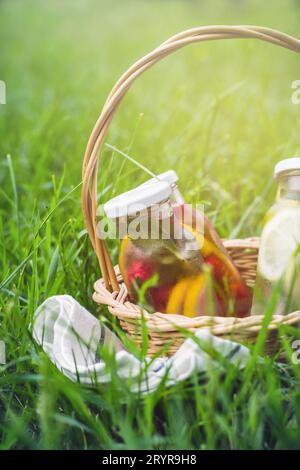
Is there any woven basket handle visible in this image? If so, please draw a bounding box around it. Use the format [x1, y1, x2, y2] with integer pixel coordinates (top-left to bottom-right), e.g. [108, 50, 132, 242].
[82, 25, 300, 292]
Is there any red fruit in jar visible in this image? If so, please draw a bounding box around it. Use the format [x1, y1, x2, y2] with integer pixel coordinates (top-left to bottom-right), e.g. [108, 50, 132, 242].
[149, 284, 174, 312]
[231, 281, 252, 318]
[215, 290, 228, 317]
[127, 259, 155, 285]
[120, 240, 175, 310]
[204, 253, 226, 281]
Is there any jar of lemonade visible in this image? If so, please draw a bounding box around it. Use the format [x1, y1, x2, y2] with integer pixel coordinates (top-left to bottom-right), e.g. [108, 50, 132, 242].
[104, 173, 251, 317]
[104, 182, 203, 313]
[141, 171, 252, 317]
[251, 158, 300, 316]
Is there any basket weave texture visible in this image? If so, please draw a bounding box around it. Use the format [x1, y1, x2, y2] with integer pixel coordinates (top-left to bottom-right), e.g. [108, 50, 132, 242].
[82, 26, 300, 356]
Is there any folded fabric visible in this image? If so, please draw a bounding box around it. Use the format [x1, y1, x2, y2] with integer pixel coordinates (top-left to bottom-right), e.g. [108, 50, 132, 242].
[32, 295, 250, 393]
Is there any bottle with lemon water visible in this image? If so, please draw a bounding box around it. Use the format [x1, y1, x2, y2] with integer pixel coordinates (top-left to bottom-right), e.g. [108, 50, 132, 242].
[104, 172, 251, 317]
[251, 158, 300, 316]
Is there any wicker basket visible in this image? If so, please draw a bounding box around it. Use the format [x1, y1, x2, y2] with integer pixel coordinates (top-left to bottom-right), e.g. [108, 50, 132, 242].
[82, 26, 300, 356]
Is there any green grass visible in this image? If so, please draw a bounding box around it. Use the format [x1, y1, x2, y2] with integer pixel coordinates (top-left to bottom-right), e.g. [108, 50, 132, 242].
[1, 0, 300, 450]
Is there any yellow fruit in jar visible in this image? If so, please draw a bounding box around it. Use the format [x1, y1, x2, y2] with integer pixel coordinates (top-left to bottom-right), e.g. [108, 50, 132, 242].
[165, 278, 190, 315]
[182, 274, 205, 318]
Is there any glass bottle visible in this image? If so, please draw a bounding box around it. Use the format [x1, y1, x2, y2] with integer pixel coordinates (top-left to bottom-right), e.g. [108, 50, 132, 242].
[251, 158, 300, 316]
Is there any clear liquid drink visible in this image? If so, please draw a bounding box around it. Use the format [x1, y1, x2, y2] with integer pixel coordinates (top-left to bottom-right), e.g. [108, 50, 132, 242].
[251, 158, 300, 316]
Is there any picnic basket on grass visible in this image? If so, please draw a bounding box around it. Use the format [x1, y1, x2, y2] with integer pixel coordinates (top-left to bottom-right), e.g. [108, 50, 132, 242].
[82, 25, 300, 356]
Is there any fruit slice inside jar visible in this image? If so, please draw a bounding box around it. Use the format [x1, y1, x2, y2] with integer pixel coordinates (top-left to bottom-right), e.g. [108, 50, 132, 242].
[166, 273, 226, 317]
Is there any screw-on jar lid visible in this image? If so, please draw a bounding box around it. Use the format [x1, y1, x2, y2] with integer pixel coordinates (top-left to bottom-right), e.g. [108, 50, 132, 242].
[274, 158, 300, 178]
[104, 181, 172, 218]
[143, 170, 179, 186]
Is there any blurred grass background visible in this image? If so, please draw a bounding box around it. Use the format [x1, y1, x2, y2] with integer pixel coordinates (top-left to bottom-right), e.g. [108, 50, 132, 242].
[0, 0, 300, 450]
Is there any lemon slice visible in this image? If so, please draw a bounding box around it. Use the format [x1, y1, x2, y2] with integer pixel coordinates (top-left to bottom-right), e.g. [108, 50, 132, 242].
[258, 208, 300, 282]
[166, 278, 190, 314]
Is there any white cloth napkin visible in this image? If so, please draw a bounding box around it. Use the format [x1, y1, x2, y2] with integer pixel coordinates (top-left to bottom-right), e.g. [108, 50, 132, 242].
[32, 295, 250, 393]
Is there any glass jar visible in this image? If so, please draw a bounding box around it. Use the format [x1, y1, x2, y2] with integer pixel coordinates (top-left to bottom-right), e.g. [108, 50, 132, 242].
[104, 182, 203, 313]
[252, 158, 300, 316]
[104, 171, 251, 317]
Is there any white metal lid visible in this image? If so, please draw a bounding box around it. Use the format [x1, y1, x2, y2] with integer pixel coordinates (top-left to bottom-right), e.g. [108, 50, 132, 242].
[274, 158, 300, 178]
[103, 181, 172, 218]
[143, 170, 179, 186]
